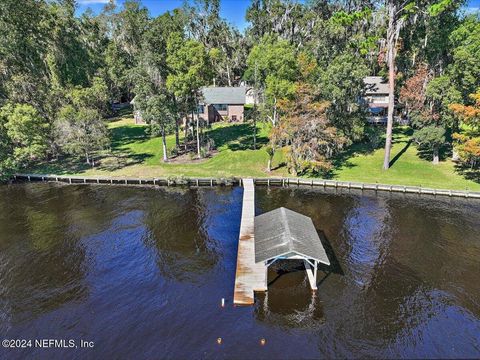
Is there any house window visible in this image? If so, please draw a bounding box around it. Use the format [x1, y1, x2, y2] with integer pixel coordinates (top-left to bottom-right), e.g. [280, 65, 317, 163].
[231, 115, 237, 121]
[213, 104, 228, 111]
[197, 105, 204, 113]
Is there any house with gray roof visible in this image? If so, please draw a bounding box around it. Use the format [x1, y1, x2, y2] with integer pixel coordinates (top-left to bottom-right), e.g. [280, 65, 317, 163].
[363, 76, 407, 125]
[131, 86, 246, 125]
[363, 76, 390, 121]
[198, 86, 246, 123]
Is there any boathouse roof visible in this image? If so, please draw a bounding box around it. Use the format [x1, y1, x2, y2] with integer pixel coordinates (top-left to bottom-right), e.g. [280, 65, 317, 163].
[254, 207, 330, 265]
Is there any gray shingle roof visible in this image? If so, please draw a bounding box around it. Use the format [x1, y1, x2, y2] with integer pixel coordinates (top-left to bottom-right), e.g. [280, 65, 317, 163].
[254, 207, 330, 265]
[364, 76, 389, 95]
[201, 86, 246, 105]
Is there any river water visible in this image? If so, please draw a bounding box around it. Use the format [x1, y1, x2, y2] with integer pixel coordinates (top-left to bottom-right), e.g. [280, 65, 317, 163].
[0, 183, 479, 359]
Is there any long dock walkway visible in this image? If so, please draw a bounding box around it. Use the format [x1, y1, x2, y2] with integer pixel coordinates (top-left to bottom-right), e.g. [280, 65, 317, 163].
[233, 179, 267, 305]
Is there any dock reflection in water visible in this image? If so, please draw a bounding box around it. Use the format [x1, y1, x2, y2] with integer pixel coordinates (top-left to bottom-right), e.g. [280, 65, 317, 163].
[0, 183, 479, 359]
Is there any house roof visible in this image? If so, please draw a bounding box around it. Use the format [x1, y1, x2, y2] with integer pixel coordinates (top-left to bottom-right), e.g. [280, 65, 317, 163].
[364, 76, 389, 95]
[254, 207, 330, 265]
[201, 86, 246, 105]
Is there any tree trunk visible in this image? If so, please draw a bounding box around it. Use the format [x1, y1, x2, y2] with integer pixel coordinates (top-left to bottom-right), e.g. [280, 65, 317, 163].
[85, 151, 90, 165]
[272, 97, 277, 126]
[162, 124, 168, 162]
[196, 114, 201, 158]
[184, 113, 188, 151]
[253, 109, 257, 150]
[383, 2, 397, 170]
[175, 119, 180, 148]
[432, 146, 439, 165]
[173, 97, 180, 148]
[253, 62, 258, 149]
[267, 157, 272, 172]
[226, 63, 232, 87]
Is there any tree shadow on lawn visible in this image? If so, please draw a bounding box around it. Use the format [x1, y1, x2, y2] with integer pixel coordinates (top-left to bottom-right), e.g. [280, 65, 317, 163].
[324, 126, 412, 179]
[110, 124, 149, 148]
[454, 163, 480, 184]
[416, 145, 452, 163]
[30, 151, 154, 175]
[207, 122, 268, 151]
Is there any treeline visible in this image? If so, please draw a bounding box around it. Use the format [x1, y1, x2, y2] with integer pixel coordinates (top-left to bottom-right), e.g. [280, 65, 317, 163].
[0, 0, 479, 178]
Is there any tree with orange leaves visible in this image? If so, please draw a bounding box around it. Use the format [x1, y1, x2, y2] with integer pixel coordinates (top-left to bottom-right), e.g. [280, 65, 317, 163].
[449, 89, 480, 168]
[272, 83, 347, 176]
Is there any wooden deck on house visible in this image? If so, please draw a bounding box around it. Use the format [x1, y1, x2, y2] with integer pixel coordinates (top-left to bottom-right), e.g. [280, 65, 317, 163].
[233, 179, 267, 305]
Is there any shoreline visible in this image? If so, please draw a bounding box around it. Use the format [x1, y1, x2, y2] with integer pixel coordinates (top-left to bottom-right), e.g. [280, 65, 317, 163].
[11, 173, 480, 200]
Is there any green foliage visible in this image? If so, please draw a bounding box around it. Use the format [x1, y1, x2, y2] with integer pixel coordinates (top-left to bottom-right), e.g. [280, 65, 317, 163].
[0, 103, 49, 166]
[413, 125, 446, 147]
[68, 77, 110, 116]
[318, 52, 369, 140]
[54, 81, 110, 165]
[428, 0, 457, 16]
[331, 9, 372, 27]
[448, 16, 480, 100]
[55, 105, 108, 165]
[245, 36, 298, 84]
[166, 34, 212, 99]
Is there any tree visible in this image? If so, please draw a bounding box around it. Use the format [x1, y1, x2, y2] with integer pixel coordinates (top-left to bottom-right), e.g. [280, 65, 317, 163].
[448, 16, 480, 100]
[54, 81, 110, 166]
[318, 52, 369, 141]
[412, 125, 446, 164]
[103, 0, 149, 102]
[55, 106, 108, 166]
[245, 36, 298, 126]
[141, 10, 185, 148]
[272, 81, 347, 176]
[381, 0, 459, 170]
[450, 89, 480, 168]
[402, 72, 461, 164]
[134, 60, 176, 162]
[0, 103, 49, 166]
[166, 34, 211, 157]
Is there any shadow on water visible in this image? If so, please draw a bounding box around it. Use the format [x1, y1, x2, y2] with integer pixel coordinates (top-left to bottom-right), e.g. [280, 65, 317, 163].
[267, 230, 344, 288]
[317, 230, 344, 276]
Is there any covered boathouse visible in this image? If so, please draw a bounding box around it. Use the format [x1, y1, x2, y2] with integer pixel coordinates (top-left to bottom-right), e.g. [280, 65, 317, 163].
[254, 207, 331, 291]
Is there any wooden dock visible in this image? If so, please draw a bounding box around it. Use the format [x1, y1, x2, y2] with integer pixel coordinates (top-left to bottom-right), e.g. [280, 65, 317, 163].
[233, 179, 267, 305]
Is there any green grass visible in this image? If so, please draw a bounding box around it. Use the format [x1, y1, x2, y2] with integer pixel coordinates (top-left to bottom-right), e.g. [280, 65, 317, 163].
[29, 117, 480, 191]
[330, 127, 480, 190]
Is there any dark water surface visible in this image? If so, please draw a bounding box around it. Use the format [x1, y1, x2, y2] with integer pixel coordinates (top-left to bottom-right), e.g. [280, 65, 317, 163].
[0, 183, 479, 359]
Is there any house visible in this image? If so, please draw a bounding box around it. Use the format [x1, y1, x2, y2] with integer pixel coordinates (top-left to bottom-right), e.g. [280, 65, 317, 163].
[132, 86, 246, 126]
[363, 76, 407, 125]
[198, 86, 246, 123]
[363, 76, 390, 124]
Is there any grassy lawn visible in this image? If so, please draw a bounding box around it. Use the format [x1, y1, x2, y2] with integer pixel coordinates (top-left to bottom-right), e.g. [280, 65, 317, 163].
[29, 116, 480, 191]
[331, 127, 480, 190]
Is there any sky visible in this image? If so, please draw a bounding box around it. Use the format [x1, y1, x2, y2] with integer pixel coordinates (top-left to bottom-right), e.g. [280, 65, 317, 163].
[77, 0, 480, 32]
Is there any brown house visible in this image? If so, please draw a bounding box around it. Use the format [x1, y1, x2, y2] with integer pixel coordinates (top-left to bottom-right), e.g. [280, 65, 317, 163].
[132, 86, 246, 125]
[198, 86, 246, 123]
